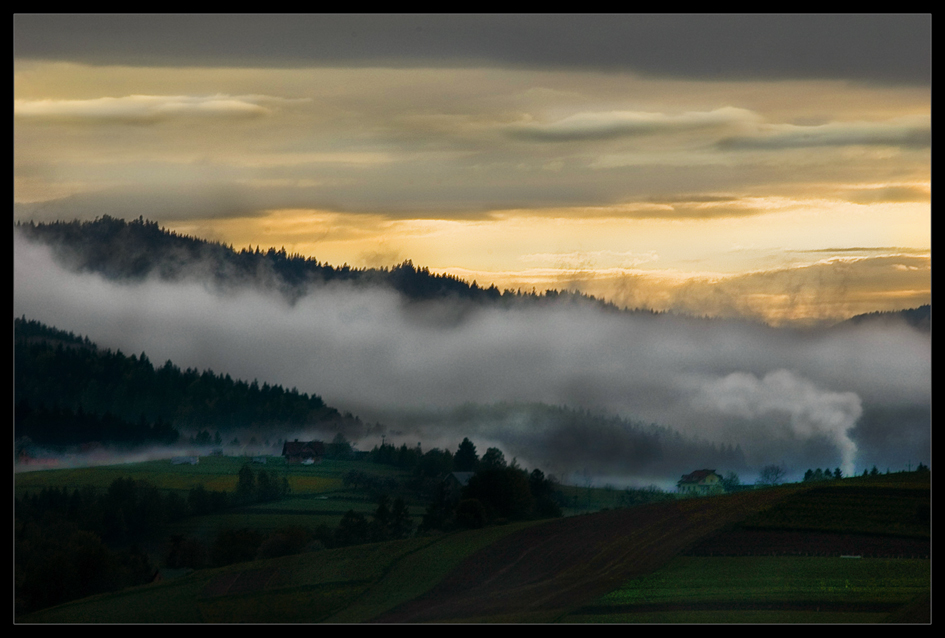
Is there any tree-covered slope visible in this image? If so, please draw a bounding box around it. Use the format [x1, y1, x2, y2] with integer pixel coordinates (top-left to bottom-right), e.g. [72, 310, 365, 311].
[836, 305, 931, 332]
[15, 215, 653, 312]
[15, 317, 363, 444]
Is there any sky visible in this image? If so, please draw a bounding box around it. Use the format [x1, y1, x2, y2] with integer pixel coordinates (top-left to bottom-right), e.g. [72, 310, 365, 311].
[13, 14, 931, 325]
[13, 16, 931, 481]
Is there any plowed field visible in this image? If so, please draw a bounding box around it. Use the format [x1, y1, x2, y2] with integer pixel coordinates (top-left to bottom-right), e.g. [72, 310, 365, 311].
[376, 488, 799, 622]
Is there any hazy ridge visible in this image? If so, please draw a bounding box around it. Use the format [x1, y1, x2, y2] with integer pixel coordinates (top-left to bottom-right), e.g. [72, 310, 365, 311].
[14, 218, 930, 483]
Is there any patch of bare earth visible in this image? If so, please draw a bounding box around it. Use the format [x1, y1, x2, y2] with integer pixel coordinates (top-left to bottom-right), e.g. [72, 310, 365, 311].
[375, 489, 797, 622]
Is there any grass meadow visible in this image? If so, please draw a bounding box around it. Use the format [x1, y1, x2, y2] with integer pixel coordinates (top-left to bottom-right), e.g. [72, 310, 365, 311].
[567, 556, 930, 623]
[15, 455, 420, 536]
[16, 458, 929, 623]
[20, 522, 538, 623]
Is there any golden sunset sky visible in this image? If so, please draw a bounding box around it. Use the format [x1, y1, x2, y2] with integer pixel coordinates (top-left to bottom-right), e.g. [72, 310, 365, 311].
[14, 15, 930, 325]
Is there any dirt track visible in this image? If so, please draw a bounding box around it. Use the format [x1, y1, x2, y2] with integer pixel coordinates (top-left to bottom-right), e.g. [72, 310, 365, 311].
[375, 489, 798, 622]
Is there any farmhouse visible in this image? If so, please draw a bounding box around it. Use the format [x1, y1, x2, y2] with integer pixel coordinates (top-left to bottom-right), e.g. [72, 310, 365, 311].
[443, 471, 475, 500]
[677, 469, 724, 495]
[282, 439, 325, 464]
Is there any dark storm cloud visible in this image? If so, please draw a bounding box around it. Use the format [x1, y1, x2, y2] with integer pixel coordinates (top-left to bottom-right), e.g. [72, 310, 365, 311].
[14, 14, 930, 85]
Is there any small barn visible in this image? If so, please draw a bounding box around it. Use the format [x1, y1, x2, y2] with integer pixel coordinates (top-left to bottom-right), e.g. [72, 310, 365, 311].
[677, 469, 724, 495]
[282, 440, 325, 464]
[443, 471, 475, 500]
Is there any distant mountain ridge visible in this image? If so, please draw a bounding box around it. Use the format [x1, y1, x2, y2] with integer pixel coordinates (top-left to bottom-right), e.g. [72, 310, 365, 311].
[837, 305, 930, 332]
[14, 215, 661, 315]
[16, 216, 929, 328]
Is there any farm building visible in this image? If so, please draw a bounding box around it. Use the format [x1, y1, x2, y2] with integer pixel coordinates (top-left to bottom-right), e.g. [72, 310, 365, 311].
[677, 469, 724, 495]
[282, 439, 325, 464]
[443, 471, 475, 500]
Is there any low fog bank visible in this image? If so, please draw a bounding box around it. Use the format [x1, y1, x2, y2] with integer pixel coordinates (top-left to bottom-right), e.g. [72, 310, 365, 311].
[15, 443, 205, 474]
[353, 402, 747, 488]
[14, 428, 351, 475]
[15, 231, 930, 482]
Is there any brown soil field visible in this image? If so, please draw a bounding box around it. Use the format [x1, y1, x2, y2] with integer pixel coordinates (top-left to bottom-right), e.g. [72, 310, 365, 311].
[375, 488, 800, 623]
[685, 528, 930, 558]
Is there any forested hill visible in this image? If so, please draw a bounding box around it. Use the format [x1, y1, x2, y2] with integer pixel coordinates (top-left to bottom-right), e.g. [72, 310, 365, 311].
[16, 217, 929, 327]
[14, 216, 650, 312]
[14, 317, 366, 446]
[836, 305, 931, 332]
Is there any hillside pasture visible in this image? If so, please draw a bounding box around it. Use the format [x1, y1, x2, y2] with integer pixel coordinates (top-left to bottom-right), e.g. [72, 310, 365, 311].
[15, 456, 249, 495]
[570, 473, 931, 623]
[685, 472, 930, 559]
[19, 523, 535, 623]
[556, 483, 674, 515]
[16, 455, 420, 573]
[375, 487, 801, 622]
[15, 456, 399, 497]
[17, 460, 930, 623]
[20, 538, 428, 623]
[739, 477, 929, 539]
[165, 493, 425, 541]
[567, 556, 930, 623]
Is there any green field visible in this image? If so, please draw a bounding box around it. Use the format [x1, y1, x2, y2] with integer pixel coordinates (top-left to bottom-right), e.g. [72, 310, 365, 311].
[15, 455, 416, 534]
[16, 460, 930, 623]
[15, 453, 429, 608]
[564, 474, 931, 623]
[20, 523, 537, 623]
[13, 456, 383, 497]
[164, 494, 427, 540]
[555, 483, 674, 516]
[567, 556, 930, 623]
[16, 456, 251, 495]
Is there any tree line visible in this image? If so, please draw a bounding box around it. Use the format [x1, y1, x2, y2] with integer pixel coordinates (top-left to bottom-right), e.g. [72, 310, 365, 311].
[16, 476, 230, 617]
[16, 463, 291, 618]
[15, 316, 362, 446]
[803, 467, 846, 482]
[16, 215, 664, 314]
[801, 463, 929, 482]
[16, 400, 180, 450]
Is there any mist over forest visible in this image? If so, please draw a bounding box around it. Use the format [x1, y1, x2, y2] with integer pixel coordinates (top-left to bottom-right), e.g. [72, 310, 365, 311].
[14, 218, 930, 485]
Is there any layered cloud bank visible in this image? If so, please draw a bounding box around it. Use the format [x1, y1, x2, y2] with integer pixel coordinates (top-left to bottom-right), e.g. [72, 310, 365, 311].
[14, 231, 929, 481]
[14, 94, 306, 123]
[15, 16, 929, 327]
